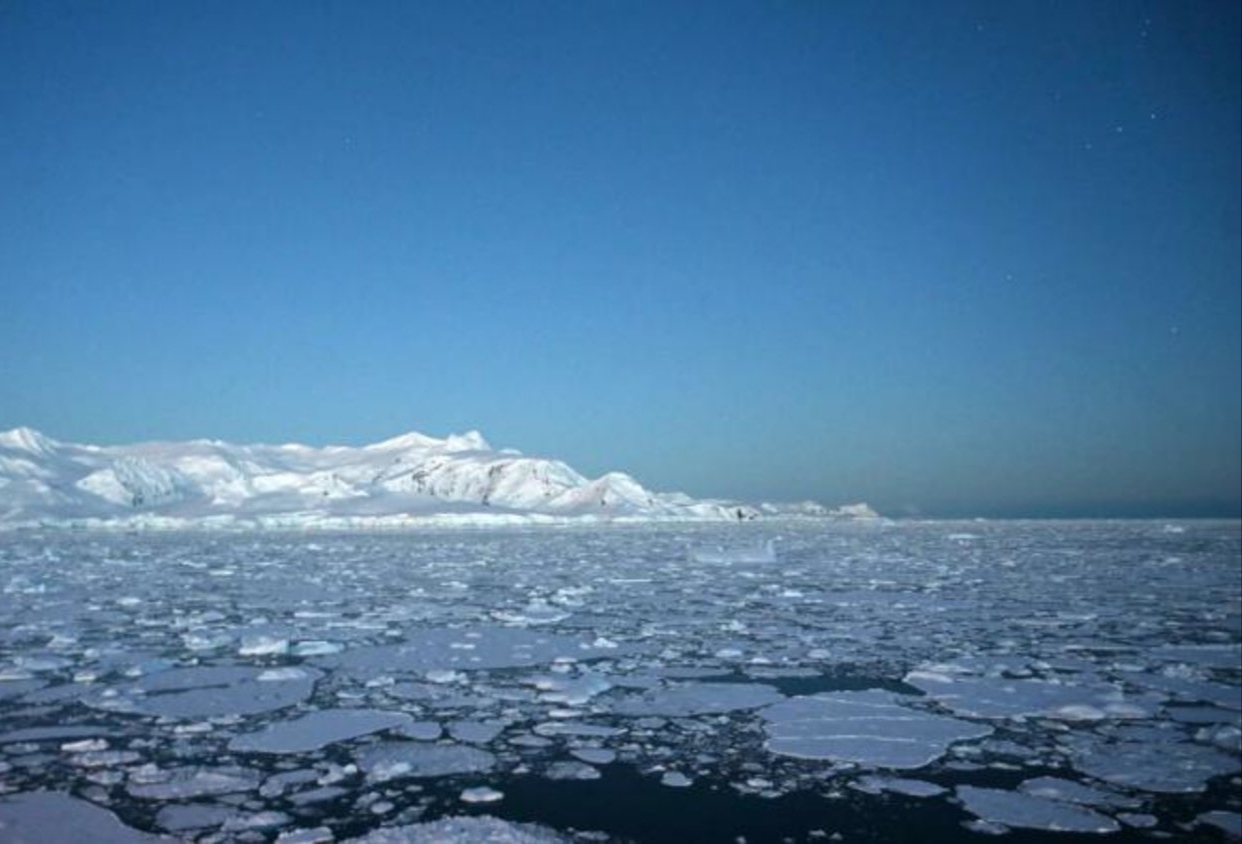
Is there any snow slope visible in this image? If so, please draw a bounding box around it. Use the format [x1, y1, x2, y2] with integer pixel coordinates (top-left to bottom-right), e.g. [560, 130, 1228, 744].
[0, 427, 876, 529]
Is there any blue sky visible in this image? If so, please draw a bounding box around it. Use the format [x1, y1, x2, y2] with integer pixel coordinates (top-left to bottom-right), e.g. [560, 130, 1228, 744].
[2, 0, 1238, 517]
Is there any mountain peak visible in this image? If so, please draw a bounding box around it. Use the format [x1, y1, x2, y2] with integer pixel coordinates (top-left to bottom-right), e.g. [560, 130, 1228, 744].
[0, 426, 58, 454]
[365, 429, 491, 453]
[0, 426, 864, 528]
[365, 430, 442, 451]
[443, 430, 490, 452]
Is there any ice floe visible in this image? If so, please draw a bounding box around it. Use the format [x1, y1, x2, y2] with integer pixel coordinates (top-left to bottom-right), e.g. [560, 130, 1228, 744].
[1065, 733, 1240, 793]
[613, 682, 784, 716]
[956, 785, 1121, 833]
[0, 791, 174, 842]
[904, 670, 1157, 721]
[762, 690, 992, 768]
[88, 665, 321, 718]
[229, 708, 413, 753]
[355, 742, 497, 783]
[342, 815, 571, 842]
[126, 765, 262, 799]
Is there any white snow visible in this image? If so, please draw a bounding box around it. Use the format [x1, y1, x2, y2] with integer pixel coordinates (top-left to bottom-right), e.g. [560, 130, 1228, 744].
[0, 426, 866, 527]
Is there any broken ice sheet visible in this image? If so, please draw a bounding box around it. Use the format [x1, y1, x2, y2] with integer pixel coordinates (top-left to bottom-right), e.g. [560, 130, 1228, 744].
[355, 742, 497, 783]
[525, 672, 612, 705]
[154, 803, 234, 834]
[0, 520, 1237, 840]
[851, 775, 946, 797]
[88, 665, 321, 718]
[1151, 644, 1242, 671]
[1017, 776, 1138, 809]
[544, 760, 601, 780]
[762, 690, 991, 768]
[126, 765, 262, 799]
[0, 791, 175, 843]
[229, 709, 413, 754]
[315, 626, 626, 679]
[612, 681, 784, 716]
[1066, 735, 1240, 793]
[459, 785, 504, 803]
[0, 725, 115, 744]
[1196, 810, 1242, 838]
[904, 669, 1156, 721]
[447, 719, 505, 744]
[956, 785, 1121, 834]
[341, 815, 572, 843]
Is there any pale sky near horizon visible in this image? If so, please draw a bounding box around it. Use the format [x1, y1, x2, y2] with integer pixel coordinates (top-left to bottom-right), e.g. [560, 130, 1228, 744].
[2, 0, 1239, 517]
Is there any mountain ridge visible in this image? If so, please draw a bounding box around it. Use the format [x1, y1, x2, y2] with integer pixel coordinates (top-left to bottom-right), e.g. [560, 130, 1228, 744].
[0, 427, 879, 529]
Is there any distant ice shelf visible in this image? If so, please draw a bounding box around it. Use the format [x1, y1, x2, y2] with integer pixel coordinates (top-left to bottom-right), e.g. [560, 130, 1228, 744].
[0, 426, 878, 529]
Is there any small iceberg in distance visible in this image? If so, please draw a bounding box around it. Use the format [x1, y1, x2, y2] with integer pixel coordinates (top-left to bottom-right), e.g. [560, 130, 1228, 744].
[689, 539, 777, 564]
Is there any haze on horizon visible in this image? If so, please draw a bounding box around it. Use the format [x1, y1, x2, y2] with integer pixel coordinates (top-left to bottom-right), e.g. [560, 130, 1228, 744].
[2, 1, 1238, 519]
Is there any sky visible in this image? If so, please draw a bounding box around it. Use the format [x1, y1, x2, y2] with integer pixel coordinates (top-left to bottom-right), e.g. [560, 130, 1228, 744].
[1, 0, 1239, 518]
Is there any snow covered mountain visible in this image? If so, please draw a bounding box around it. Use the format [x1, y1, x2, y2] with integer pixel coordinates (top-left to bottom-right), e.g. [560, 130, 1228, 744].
[0, 426, 877, 529]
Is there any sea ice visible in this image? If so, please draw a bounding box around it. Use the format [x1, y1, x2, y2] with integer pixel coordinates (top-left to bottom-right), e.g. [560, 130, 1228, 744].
[342, 815, 571, 843]
[526, 672, 612, 706]
[275, 827, 334, 843]
[1152, 644, 1242, 671]
[0, 520, 1236, 841]
[955, 786, 1121, 833]
[851, 775, 946, 797]
[229, 709, 414, 754]
[88, 665, 321, 718]
[613, 682, 784, 716]
[1016, 776, 1138, 809]
[0, 791, 174, 843]
[355, 742, 497, 783]
[660, 771, 693, 787]
[317, 627, 624, 678]
[1067, 737, 1240, 793]
[689, 540, 777, 563]
[154, 804, 234, 833]
[126, 766, 262, 799]
[220, 810, 294, 832]
[460, 785, 504, 803]
[762, 690, 992, 768]
[448, 720, 505, 744]
[0, 726, 115, 744]
[238, 634, 290, 656]
[571, 747, 616, 765]
[1196, 810, 1242, 838]
[544, 760, 601, 780]
[394, 721, 443, 741]
[491, 601, 572, 626]
[904, 671, 1155, 721]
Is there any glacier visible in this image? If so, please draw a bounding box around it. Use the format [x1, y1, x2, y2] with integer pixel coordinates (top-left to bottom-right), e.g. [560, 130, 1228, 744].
[0, 426, 876, 529]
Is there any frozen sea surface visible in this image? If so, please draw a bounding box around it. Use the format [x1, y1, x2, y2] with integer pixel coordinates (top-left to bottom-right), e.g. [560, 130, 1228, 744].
[0, 520, 1239, 842]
